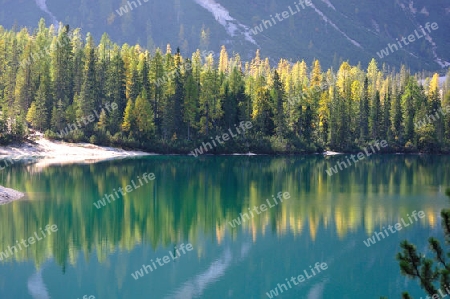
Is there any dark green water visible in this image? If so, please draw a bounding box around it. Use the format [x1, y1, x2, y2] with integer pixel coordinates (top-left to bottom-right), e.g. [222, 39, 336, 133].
[0, 155, 449, 299]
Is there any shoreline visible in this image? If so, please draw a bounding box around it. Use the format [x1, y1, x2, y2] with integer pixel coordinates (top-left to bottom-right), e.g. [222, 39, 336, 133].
[0, 134, 448, 162]
[0, 138, 446, 163]
[0, 135, 152, 167]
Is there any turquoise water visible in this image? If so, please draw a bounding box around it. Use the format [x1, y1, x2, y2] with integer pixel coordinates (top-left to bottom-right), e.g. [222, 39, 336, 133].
[0, 155, 449, 298]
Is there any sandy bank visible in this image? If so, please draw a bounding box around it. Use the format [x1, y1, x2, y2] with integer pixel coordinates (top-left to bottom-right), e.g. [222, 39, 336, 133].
[0, 134, 152, 167]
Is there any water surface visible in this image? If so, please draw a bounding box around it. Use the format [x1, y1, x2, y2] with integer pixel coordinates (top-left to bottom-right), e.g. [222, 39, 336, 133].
[0, 155, 448, 298]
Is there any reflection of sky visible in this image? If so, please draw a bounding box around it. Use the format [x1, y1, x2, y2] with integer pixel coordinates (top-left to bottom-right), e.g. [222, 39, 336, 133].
[307, 280, 328, 299]
[28, 263, 50, 299]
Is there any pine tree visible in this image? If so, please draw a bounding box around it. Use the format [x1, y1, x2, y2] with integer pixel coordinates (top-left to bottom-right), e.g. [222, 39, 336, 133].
[150, 49, 165, 137]
[271, 70, 286, 138]
[371, 91, 382, 140]
[172, 48, 184, 138]
[428, 74, 443, 142]
[303, 105, 313, 145]
[183, 66, 199, 140]
[77, 34, 97, 137]
[199, 54, 221, 135]
[218, 45, 228, 75]
[96, 109, 108, 134]
[52, 26, 73, 108]
[26, 102, 37, 126]
[402, 78, 420, 144]
[51, 100, 65, 132]
[107, 46, 126, 134]
[34, 84, 49, 131]
[220, 80, 238, 130]
[134, 90, 154, 141]
[122, 99, 135, 133]
[382, 85, 392, 142]
[15, 39, 34, 113]
[71, 28, 84, 98]
[392, 86, 403, 144]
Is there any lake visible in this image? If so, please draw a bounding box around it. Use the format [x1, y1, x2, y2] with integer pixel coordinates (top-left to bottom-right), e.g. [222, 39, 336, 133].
[0, 155, 449, 299]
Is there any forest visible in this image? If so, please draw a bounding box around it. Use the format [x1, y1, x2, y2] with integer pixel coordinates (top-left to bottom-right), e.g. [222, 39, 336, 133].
[1, 20, 449, 154]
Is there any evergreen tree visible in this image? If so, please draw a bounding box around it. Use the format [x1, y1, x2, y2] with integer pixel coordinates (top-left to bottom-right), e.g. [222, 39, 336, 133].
[220, 80, 237, 130]
[77, 34, 97, 137]
[134, 90, 154, 141]
[122, 99, 135, 134]
[150, 49, 165, 137]
[371, 91, 382, 140]
[107, 46, 126, 134]
[26, 102, 37, 127]
[33, 86, 49, 131]
[183, 67, 199, 140]
[392, 87, 404, 144]
[51, 100, 65, 132]
[382, 86, 392, 142]
[271, 70, 286, 138]
[52, 26, 73, 108]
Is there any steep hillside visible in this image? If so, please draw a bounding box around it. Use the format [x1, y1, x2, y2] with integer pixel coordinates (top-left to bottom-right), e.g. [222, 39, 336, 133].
[0, 0, 449, 72]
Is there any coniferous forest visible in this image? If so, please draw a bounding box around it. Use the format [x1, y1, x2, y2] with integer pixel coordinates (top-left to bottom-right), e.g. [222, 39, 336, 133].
[1, 20, 450, 154]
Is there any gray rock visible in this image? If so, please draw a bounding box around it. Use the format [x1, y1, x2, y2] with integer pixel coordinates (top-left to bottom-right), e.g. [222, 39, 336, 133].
[0, 186, 24, 205]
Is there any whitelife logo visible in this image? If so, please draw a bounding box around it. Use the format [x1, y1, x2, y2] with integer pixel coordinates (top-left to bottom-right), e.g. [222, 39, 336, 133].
[190, 121, 253, 157]
[265, 261, 328, 298]
[250, 0, 312, 36]
[131, 243, 194, 280]
[0, 225, 58, 261]
[420, 286, 450, 299]
[57, 102, 118, 138]
[325, 140, 388, 176]
[415, 105, 450, 130]
[228, 192, 290, 228]
[363, 210, 425, 247]
[115, 0, 149, 16]
[376, 22, 439, 59]
[93, 172, 155, 209]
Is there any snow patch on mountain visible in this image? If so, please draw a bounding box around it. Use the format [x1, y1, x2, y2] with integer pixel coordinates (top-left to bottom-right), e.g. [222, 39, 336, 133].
[420, 7, 429, 16]
[408, 1, 417, 14]
[397, 3, 450, 68]
[371, 20, 380, 33]
[321, 0, 336, 10]
[34, 0, 59, 29]
[308, 2, 362, 48]
[425, 35, 450, 68]
[193, 0, 258, 46]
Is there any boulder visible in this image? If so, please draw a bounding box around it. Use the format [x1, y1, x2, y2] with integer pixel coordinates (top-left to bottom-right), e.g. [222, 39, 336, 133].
[0, 186, 24, 205]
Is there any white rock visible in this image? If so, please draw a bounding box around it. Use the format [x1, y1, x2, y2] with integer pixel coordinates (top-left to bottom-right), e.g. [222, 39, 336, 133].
[0, 186, 24, 205]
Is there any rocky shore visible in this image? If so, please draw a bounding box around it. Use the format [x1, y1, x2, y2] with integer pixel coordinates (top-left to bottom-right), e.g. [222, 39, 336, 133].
[0, 186, 24, 205]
